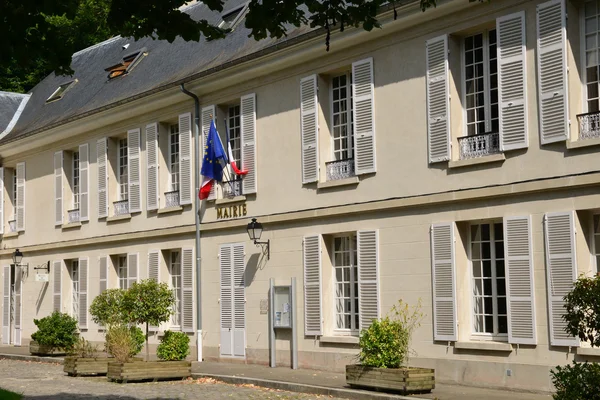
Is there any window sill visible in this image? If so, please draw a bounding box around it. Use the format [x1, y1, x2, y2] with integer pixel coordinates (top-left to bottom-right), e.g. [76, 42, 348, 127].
[455, 341, 512, 352]
[566, 137, 600, 150]
[320, 335, 359, 345]
[576, 347, 600, 357]
[448, 153, 506, 169]
[317, 176, 359, 189]
[157, 206, 183, 215]
[61, 222, 82, 230]
[107, 214, 132, 222]
[2, 232, 19, 238]
[216, 196, 246, 205]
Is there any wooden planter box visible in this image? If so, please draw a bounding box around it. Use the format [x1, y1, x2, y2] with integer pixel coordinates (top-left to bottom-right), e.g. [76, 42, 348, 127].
[346, 365, 435, 394]
[29, 341, 66, 356]
[64, 357, 110, 376]
[107, 361, 191, 383]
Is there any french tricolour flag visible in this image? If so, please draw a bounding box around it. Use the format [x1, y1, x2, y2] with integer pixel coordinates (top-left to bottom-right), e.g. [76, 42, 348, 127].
[199, 121, 226, 200]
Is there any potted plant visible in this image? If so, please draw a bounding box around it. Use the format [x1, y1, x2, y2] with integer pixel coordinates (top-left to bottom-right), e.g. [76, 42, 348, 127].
[64, 337, 103, 376]
[346, 299, 434, 394]
[30, 311, 78, 356]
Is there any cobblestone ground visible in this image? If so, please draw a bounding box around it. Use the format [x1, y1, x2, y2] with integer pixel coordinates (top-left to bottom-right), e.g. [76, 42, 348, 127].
[0, 359, 344, 400]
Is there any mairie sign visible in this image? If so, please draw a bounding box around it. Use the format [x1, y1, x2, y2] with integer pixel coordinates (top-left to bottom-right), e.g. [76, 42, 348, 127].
[217, 203, 248, 220]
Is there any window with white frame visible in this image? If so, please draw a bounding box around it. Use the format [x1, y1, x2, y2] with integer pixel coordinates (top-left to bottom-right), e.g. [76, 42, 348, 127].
[584, 1, 600, 112]
[118, 256, 128, 290]
[333, 235, 359, 334]
[593, 215, 600, 273]
[11, 172, 17, 220]
[169, 124, 180, 192]
[228, 105, 241, 167]
[331, 73, 354, 161]
[70, 260, 79, 319]
[72, 151, 80, 210]
[464, 30, 499, 136]
[470, 222, 507, 338]
[169, 251, 182, 327]
[118, 138, 128, 200]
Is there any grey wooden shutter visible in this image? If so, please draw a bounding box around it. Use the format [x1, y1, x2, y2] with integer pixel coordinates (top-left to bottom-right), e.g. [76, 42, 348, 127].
[0, 168, 3, 235]
[148, 251, 160, 282]
[504, 216, 536, 345]
[426, 35, 450, 163]
[99, 256, 108, 294]
[182, 247, 194, 332]
[127, 128, 141, 213]
[352, 58, 376, 175]
[233, 243, 246, 356]
[54, 151, 63, 226]
[53, 260, 62, 312]
[127, 253, 139, 288]
[537, 0, 569, 144]
[358, 230, 379, 330]
[220, 244, 233, 356]
[16, 162, 25, 232]
[545, 211, 579, 346]
[201, 107, 217, 200]
[79, 144, 90, 221]
[300, 75, 319, 184]
[78, 257, 89, 329]
[179, 113, 193, 205]
[241, 93, 257, 194]
[13, 267, 21, 345]
[146, 123, 159, 211]
[2, 266, 10, 344]
[497, 12, 528, 151]
[97, 138, 108, 219]
[303, 235, 322, 336]
[431, 223, 457, 341]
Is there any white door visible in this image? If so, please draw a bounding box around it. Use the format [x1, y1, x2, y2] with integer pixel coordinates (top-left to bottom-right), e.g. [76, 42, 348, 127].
[220, 244, 246, 357]
[2, 266, 11, 345]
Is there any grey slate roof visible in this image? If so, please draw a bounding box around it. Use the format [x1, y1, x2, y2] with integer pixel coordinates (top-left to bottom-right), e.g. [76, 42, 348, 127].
[0, 92, 30, 139]
[0, 0, 316, 145]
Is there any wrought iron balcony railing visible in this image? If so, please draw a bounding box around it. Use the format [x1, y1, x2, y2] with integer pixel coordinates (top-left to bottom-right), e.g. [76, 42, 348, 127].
[68, 209, 80, 224]
[8, 220, 16, 233]
[577, 111, 600, 140]
[222, 178, 242, 198]
[326, 158, 356, 181]
[165, 190, 180, 207]
[458, 132, 501, 160]
[113, 200, 129, 216]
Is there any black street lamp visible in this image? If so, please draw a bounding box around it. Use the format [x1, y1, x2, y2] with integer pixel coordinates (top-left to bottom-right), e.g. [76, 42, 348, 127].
[246, 218, 270, 260]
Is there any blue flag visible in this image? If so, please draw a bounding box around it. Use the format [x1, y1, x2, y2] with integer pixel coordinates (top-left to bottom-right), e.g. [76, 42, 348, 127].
[201, 120, 226, 182]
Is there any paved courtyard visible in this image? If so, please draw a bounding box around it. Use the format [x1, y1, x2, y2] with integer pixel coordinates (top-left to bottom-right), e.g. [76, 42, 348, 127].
[0, 359, 345, 400]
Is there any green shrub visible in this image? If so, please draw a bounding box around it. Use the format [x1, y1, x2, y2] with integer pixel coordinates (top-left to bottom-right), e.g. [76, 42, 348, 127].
[157, 331, 190, 361]
[69, 337, 100, 358]
[358, 299, 423, 369]
[563, 275, 600, 347]
[31, 311, 78, 352]
[89, 289, 128, 328]
[129, 326, 145, 356]
[105, 325, 145, 362]
[551, 361, 600, 400]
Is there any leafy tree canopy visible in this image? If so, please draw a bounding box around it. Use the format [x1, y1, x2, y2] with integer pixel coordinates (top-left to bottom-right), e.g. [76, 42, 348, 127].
[1, 0, 486, 93]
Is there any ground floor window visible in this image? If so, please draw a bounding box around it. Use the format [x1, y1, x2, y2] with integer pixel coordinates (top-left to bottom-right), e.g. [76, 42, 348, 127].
[70, 260, 79, 319]
[470, 222, 507, 338]
[333, 235, 359, 334]
[118, 256, 127, 290]
[169, 251, 182, 328]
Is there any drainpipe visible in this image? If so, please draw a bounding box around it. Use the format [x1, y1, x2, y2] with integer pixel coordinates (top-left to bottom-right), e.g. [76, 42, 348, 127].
[180, 83, 203, 362]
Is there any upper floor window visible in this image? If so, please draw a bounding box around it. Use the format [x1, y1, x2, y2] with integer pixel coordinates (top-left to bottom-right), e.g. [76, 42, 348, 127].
[585, 1, 600, 113]
[331, 73, 354, 161]
[169, 124, 180, 192]
[228, 105, 241, 167]
[11, 172, 17, 220]
[72, 151, 80, 210]
[333, 235, 359, 334]
[118, 138, 128, 201]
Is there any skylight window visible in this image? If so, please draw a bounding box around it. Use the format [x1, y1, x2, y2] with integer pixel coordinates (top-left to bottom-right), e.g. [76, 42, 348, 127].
[46, 80, 76, 103]
[105, 50, 146, 80]
[219, 4, 247, 30]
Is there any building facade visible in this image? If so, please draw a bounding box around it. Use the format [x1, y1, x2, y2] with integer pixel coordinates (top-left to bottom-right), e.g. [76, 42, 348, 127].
[1, 0, 599, 392]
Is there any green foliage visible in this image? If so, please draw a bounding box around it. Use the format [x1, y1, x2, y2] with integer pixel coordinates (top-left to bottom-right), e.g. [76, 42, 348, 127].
[123, 280, 175, 328]
[129, 326, 145, 356]
[358, 299, 423, 369]
[0, 388, 23, 400]
[563, 275, 600, 347]
[69, 337, 100, 358]
[157, 331, 190, 361]
[31, 311, 78, 352]
[105, 325, 144, 362]
[551, 361, 600, 400]
[89, 288, 128, 328]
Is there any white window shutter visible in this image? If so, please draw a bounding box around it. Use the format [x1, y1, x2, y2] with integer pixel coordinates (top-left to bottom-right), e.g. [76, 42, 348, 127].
[233, 243, 246, 356]
[241, 93, 257, 194]
[79, 144, 90, 221]
[182, 247, 194, 332]
[78, 257, 89, 329]
[358, 230, 379, 330]
[54, 151, 63, 226]
[303, 235, 322, 336]
[127, 253, 139, 288]
[497, 12, 528, 151]
[537, 0, 569, 144]
[431, 223, 457, 341]
[504, 216, 536, 345]
[201, 106, 217, 201]
[220, 245, 233, 356]
[97, 138, 108, 219]
[148, 250, 160, 282]
[146, 123, 159, 211]
[545, 211, 579, 346]
[16, 162, 25, 232]
[2, 266, 10, 344]
[0, 168, 4, 235]
[352, 58, 376, 175]
[426, 35, 450, 163]
[53, 260, 62, 312]
[13, 267, 21, 345]
[300, 75, 319, 184]
[99, 256, 108, 294]
[127, 128, 141, 213]
[179, 113, 193, 205]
